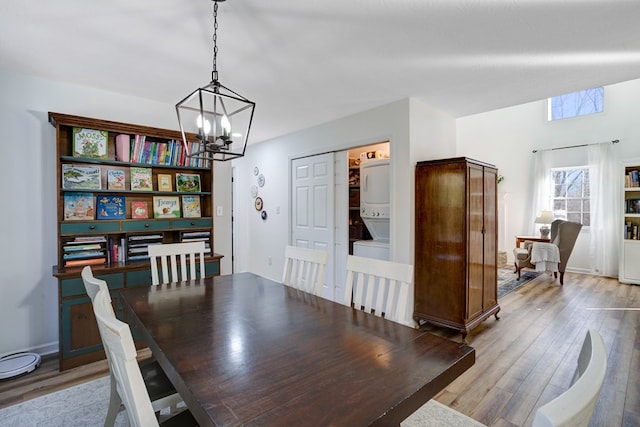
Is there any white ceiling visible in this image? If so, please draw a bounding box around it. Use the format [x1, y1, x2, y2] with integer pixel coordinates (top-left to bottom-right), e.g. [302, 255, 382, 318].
[2, 0, 640, 144]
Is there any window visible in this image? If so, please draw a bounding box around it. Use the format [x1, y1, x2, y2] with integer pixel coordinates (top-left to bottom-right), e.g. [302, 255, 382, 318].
[551, 167, 590, 226]
[548, 87, 604, 121]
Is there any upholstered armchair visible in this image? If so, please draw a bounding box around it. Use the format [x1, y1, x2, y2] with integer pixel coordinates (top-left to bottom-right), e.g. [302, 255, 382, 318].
[513, 219, 583, 285]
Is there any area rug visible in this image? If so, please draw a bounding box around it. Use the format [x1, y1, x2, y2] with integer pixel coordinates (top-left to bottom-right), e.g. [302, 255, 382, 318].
[498, 267, 541, 298]
[0, 376, 484, 427]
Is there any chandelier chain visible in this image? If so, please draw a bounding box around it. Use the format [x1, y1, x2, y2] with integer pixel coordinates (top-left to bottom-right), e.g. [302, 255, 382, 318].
[212, 0, 219, 82]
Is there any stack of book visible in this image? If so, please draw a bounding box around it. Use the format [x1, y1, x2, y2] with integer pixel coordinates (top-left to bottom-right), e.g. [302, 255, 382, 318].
[181, 231, 211, 254]
[63, 236, 107, 267]
[625, 222, 639, 240]
[127, 234, 163, 261]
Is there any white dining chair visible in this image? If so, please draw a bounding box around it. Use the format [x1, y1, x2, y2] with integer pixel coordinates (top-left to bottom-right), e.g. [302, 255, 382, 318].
[81, 266, 182, 426]
[282, 245, 329, 296]
[92, 288, 197, 427]
[344, 255, 414, 324]
[147, 241, 206, 285]
[532, 330, 607, 427]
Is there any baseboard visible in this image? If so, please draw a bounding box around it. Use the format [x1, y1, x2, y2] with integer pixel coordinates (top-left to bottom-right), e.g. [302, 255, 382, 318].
[2, 342, 58, 359]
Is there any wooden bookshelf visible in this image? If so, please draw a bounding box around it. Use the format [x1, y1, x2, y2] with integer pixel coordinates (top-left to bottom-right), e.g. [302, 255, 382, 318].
[49, 112, 222, 370]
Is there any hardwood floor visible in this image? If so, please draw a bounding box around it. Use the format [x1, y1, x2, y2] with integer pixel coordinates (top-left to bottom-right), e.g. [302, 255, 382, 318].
[427, 272, 640, 426]
[0, 274, 637, 426]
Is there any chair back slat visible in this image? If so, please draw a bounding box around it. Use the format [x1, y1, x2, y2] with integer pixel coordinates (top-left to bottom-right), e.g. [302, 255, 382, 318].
[93, 289, 160, 427]
[282, 245, 329, 296]
[344, 255, 414, 325]
[148, 241, 206, 285]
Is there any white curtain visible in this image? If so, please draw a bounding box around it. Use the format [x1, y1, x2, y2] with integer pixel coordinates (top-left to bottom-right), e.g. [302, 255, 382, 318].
[588, 143, 620, 277]
[529, 150, 552, 235]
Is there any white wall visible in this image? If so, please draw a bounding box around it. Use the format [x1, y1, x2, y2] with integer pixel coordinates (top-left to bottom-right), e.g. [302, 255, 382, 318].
[0, 69, 233, 356]
[456, 78, 640, 273]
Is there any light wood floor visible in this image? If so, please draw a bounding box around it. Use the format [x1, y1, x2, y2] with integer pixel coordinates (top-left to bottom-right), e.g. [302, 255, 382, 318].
[1, 273, 638, 426]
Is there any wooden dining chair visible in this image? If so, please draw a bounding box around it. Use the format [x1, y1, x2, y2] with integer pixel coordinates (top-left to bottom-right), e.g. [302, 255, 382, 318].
[532, 330, 607, 427]
[282, 245, 329, 296]
[344, 255, 414, 324]
[92, 288, 197, 427]
[81, 266, 182, 426]
[147, 241, 206, 285]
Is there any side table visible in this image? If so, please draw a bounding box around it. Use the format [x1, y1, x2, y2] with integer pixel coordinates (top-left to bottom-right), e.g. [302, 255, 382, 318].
[515, 235, 550, 249]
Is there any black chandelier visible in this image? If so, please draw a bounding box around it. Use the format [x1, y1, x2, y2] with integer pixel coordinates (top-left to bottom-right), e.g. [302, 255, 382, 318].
[176, 0, 255, 162]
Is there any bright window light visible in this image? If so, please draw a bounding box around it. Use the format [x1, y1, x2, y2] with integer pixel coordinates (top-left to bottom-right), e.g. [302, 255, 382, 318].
[548, 87, 604, 121]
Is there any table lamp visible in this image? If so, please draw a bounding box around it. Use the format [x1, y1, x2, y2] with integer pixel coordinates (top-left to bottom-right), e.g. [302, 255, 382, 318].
[535, 210, 555, 238]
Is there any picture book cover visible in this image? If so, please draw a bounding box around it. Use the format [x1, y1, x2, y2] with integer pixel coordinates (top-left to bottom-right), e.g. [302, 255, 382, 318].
[64, 193, 95, 221]
[182, 195, 201, 218]
[130, 167, 153, 191]
[107, 169, 126, 190]
[153, 196, 180, 218]
[62, 164, 101, 190]
[176, 173, 201, 192]
[73, 127, 108, 159]
[157, 173, 173, 192]
[97, 195, 126, 219]
[131, 201, 149, 219]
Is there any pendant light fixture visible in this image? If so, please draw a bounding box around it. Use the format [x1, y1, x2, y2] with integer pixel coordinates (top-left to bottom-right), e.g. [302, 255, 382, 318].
[176, 0, 255, 162]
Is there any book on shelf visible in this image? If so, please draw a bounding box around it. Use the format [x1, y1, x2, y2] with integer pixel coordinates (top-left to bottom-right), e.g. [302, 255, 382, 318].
[176, 173, 201, 192]
[63, 193, 95, 221]
[153, 196, 180, 218]
[73, 127, 108, 159]
[128, 233, 163, 241]
[131, 201, 149, 219]
[63, 250, 105, 260]
[157, 174, 173, 192]
[64, 258, 106, 267]
[62, 164, 101, 190]
[63, 243, 102, 251]
[96, 195, 126, 219]
[182, 195, 201, 218]
[130, 167, 153, 191]
[107, 169, 126, 190]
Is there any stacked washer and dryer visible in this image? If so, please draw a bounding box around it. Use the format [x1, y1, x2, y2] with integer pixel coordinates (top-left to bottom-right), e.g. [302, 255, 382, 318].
[352, 157, 390, 260]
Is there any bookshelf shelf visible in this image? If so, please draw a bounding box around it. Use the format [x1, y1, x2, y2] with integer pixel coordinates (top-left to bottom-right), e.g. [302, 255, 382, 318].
[49, 112, 222, 370]
[621, 162, 640, 285]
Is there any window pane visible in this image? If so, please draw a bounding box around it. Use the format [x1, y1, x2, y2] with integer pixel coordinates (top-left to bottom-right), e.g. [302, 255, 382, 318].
[549, 87, 604, 121]
[549, 167, 590, 226]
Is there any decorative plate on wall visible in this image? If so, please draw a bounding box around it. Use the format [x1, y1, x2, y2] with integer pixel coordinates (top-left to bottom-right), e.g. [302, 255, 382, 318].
[250, 185, 258, 198]
[253, 166, 260, 176]
[254, 197, 263, 211]
[257, 174, 265, 187]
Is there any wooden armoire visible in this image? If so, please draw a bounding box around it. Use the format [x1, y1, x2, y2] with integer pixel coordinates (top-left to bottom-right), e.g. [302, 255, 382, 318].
[414, 157, 500, 341]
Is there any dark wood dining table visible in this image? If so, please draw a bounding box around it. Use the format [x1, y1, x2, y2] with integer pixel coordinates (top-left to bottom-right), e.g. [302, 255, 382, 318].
[121, 272, 475, 427]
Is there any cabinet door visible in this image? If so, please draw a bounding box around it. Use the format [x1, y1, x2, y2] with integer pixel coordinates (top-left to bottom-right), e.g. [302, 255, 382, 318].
[467, 163, 485, 319]
[483, 167, 498, 308]
[60, 293, 122, 359]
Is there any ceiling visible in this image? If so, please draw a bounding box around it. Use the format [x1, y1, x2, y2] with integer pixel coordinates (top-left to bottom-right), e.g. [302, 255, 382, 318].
[2, 0, 640, 144]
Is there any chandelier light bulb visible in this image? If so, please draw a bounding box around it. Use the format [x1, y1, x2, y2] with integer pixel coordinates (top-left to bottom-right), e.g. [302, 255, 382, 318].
[221, 115, 231, 137]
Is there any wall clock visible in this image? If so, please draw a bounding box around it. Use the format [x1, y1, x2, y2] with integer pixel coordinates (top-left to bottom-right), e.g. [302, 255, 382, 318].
[254, 197, 263, 211]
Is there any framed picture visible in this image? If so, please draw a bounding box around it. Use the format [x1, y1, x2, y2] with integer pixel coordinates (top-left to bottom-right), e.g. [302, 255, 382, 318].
[73, 128, 108, 159]
[157, 174, 173, 192]
[62, 164, 101, 190]
[153, 196, 180, 218]
[176, 173, 201, 193]
[182, 195, 201, 218]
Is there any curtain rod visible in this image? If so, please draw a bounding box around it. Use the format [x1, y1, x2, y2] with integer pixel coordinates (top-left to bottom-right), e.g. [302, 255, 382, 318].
[532, 139, 619, 153]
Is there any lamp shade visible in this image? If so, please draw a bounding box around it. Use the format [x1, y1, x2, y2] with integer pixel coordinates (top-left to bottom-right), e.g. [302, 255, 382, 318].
[535, 210, 555, 224]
